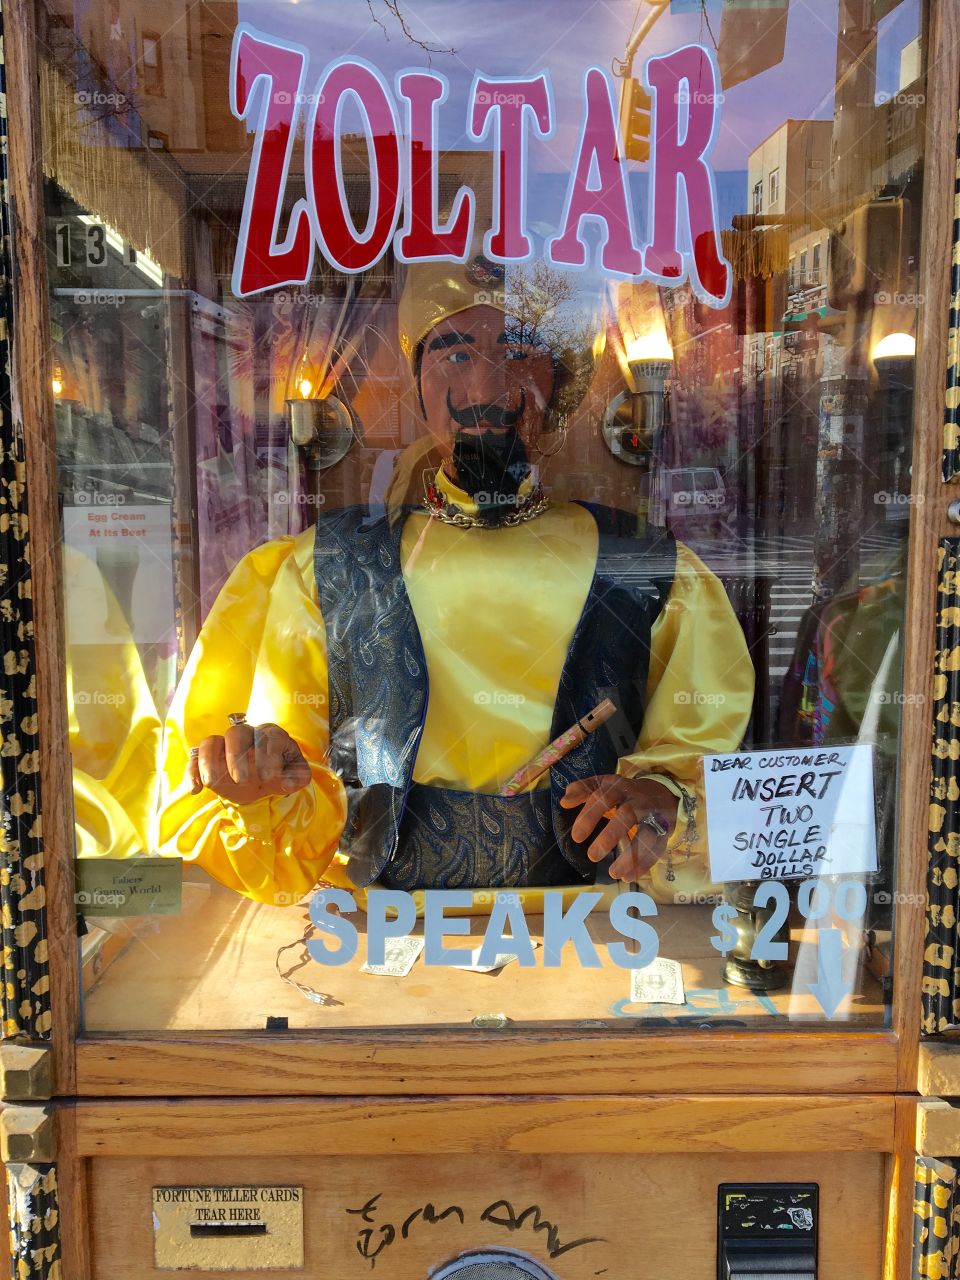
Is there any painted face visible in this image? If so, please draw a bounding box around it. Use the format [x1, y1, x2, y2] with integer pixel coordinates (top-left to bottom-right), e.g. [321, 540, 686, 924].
[418, 305, 556, 460]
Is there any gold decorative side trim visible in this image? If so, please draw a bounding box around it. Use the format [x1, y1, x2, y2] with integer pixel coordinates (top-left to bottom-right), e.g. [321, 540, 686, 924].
[945, 108, 960, 479]
[6, 1164, 61, 1280]
[924, 539, 960, 1031]
[0, 0, 51, 1043]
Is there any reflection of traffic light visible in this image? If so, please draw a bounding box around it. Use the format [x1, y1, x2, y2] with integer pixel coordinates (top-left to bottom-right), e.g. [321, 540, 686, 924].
[828, 199, 907, 308]
[718, 0, 789, 89]
[618, 77, 652, 163]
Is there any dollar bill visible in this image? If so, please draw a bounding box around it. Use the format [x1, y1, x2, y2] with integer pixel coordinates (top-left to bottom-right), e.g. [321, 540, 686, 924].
[361, 936, 425, 977]
[452, 940, 541, 973]
[630, 956, 686, 1005]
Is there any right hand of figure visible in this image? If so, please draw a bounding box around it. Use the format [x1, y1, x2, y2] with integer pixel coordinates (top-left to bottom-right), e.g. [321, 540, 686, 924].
[187, 722, 312, 804]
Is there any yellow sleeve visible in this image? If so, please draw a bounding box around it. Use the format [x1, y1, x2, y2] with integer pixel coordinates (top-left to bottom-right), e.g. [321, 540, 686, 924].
[64, 546, 162, 859]
[618, 541, 755, 858]
[157, 530, 347, 904]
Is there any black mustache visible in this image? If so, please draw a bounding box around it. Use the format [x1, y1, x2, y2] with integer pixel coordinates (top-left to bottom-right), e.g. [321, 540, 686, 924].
[446, 388, 525, 430]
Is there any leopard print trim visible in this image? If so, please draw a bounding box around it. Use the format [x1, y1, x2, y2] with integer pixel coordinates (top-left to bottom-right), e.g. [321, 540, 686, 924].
[914, 1157, 960, 1279]
[0, 6, 63, 1275]
[0, 0, 51, 1044]
[944, 109, 960, 481]
[924, 540, 960, 1031]
[7, 1164, 61, 1279]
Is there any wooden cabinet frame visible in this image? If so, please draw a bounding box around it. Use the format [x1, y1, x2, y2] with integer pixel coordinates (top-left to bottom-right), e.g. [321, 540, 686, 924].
[1, 0, 958, 1106]
[49, 1093, 914, 1279]
[1, 1, 957, 1276]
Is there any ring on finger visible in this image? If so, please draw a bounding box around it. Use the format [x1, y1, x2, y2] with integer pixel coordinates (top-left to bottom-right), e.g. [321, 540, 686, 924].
[641, 812, 670, 838]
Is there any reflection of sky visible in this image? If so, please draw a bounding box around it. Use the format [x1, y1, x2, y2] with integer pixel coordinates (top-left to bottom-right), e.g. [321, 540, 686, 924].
[875, 0, 921, 99]
[238, 0, 919, 236]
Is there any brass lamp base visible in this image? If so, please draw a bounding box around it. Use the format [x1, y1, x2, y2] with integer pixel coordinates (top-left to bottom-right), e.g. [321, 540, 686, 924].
[723, 954, 791, 992]
[721, 879, 793, 992]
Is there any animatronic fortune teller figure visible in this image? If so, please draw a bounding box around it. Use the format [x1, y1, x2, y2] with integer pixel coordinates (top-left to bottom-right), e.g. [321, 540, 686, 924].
[158, 257, 754, 903]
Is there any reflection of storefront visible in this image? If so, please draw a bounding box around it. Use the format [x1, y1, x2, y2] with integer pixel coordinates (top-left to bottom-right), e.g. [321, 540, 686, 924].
[0, 0, 959, 1277]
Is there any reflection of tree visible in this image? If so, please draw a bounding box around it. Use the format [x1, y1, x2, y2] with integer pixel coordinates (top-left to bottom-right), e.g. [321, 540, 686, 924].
[508, 263, 580, 347]
[507, 263, 599, 428]
[364, 0, 455, 53]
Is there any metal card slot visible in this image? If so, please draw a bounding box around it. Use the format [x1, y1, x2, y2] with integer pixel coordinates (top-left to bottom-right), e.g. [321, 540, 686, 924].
[718, 1183, 817, 1280]
[190, 1223, 269, 1238]
[153, 1185, 303, 1270]
[724, 1245, 815, 1273]
[732, 1269, 814, 1280]
[729, 1274, 813, 1280]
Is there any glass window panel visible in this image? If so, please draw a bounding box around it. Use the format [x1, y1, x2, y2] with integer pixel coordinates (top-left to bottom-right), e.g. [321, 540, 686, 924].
[38, 0, 927, 1034]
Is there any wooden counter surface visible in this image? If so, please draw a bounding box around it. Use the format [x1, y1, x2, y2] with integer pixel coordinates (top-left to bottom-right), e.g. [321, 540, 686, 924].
[81, 876, 885, 1033]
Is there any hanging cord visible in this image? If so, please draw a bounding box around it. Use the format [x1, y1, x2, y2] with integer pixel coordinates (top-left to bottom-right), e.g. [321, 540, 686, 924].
[275, 916, 343, 1007]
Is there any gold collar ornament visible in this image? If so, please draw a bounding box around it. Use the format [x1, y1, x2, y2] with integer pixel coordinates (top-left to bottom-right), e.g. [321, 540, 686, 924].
[422, 476, 550, 528]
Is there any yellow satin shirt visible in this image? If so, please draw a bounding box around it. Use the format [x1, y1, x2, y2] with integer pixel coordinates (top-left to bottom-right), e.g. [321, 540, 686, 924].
[64, 546, 162, 859]
[157, 475, 755, 903]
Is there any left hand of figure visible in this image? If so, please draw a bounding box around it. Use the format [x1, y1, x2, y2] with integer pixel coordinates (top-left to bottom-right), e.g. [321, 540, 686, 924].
[559, 775, 678, 880]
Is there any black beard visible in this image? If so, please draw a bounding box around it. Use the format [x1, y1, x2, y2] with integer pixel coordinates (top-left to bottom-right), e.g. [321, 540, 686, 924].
[450, 426, 530, 525]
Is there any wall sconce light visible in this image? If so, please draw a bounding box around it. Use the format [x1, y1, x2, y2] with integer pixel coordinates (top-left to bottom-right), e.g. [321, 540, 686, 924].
[50, 363, 80, 414]
[602, 324, 674, 466]
[284, 374, 355, 472]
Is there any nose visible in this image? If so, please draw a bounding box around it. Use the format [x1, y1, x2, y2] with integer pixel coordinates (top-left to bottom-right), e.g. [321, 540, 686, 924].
[464, 351, 510, 408]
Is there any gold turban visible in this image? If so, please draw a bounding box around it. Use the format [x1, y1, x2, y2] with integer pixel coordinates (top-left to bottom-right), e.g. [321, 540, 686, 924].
[397, 252, 507, 364]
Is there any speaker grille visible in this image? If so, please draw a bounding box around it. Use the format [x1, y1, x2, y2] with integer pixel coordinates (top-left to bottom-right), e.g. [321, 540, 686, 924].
[431, 1250, 559, 1280]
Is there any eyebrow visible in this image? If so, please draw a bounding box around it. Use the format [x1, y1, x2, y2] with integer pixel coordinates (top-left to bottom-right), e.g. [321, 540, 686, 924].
[427, 331, 476, 351]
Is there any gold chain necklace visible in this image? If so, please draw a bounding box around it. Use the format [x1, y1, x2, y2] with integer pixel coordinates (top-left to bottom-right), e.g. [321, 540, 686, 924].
[422, 477, 550, 528]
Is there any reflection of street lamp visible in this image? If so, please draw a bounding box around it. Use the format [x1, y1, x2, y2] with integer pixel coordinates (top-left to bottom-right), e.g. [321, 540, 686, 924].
[872, 331, 915, 505]
[871, 330, 915, 383]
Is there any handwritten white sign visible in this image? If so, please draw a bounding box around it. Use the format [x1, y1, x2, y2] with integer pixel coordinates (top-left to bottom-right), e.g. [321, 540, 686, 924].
[704, 744, 877, 883]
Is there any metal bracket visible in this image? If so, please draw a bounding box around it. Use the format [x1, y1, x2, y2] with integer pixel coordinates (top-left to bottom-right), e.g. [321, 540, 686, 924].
[919, 1042, 960, 1098]
[0, 1043, 51, 1101]
[0, 1105, 55, 1163]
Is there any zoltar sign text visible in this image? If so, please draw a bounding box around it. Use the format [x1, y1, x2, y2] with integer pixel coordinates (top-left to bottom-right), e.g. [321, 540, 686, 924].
[229, 24, 732, 306]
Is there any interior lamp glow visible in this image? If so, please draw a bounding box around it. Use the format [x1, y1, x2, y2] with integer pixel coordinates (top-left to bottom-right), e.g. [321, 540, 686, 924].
[625, 326, 674, 368]
[51, 368, 64, 397]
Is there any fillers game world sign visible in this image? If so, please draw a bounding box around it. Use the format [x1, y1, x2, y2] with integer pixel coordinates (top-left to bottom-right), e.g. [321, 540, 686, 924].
[228, 24, 733, 307]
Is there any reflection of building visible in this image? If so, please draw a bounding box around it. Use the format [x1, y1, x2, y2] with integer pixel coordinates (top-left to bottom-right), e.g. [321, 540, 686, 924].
[747, 120, 831, 223]
[745, 119, 832, 379]
[42, 0, 243, 153]
[738, 47, 924, 542]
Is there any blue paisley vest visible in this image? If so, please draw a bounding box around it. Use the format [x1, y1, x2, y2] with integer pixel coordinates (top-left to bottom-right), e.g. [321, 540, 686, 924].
[314, 505, 676, 889]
